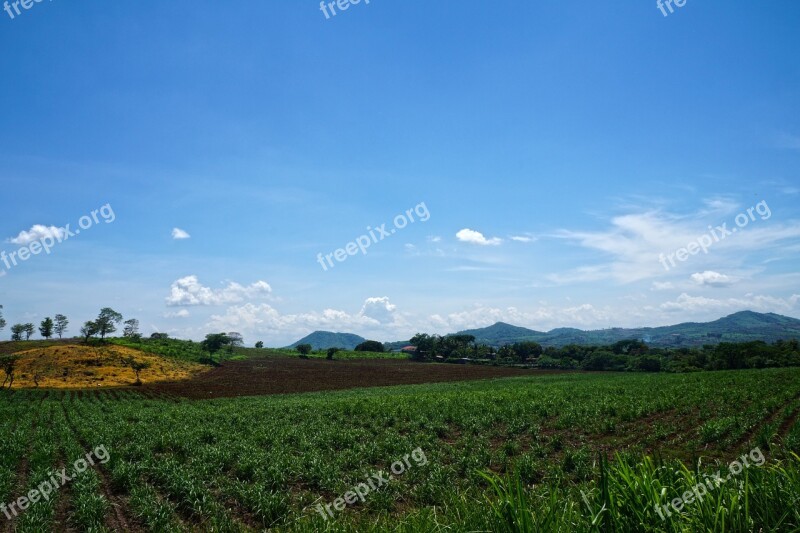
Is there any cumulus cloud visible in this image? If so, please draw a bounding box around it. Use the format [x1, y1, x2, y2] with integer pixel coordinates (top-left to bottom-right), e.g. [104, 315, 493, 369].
[358, 297, 398, 324]
[456, 228, 502, 246]
[172, 228, 191, 240]
[165, 275, 272, 306]
[7, 225, 66, 245]
[691, 271, 734, 287]
[206, 296, 407, 341]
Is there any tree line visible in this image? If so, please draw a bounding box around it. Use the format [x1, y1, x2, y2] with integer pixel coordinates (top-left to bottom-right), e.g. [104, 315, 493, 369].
[405, 333, 800, 372]
[0, 307, 143, 343]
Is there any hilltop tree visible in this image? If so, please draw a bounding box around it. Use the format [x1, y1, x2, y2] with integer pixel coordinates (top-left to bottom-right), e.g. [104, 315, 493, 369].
[226, 332, 244, 354]
[80, 321, 99, 343]
[123, 319, 140, 339]
[95, 308, 123, 340]
[54, 314, 69, 339]
[355, 340, 385, 353]
[39, 317, 54, 339]
[10, 324, 25, 341]
[255, 341, 264, 349]
[200, 333, 231, 365]
[22, 323, 34, 341]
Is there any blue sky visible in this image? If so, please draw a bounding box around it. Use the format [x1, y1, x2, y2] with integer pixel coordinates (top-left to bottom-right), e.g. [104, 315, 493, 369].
[1, 1, 798, 345]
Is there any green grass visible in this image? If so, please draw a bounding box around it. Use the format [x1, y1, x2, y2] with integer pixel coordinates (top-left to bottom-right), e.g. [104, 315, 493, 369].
[0, 368, 798, 531]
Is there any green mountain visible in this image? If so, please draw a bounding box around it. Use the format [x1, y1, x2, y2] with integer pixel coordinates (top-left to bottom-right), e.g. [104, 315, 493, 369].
[287, 331, 366, 351]
[456, 311, 800, 348]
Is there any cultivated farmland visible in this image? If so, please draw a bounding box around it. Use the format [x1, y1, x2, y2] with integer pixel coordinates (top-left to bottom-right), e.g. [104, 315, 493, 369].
[0, 365, 799, 531]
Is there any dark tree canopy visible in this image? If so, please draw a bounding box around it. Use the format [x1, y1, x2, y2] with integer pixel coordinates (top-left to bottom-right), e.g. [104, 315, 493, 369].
[355, 340, 385, 352]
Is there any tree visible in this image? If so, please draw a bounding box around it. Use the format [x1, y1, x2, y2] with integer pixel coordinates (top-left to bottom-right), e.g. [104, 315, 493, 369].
[22, 323, 34, 341]
[255, 341, 264, 349]
[123, 319, 140, 339]
[326, 347, 340, 360]
[10, 324, 25, 341]
[355, 340, 385, 352]
[226, 332, 243, 354]
[80, 321, 99, 343]
[122, 356, 150, 385]
[0, 355, 19, 389]
[150, 332, 169, 340]
[39, 317, 54, 339]
[227, 332, 244, 347]
[200, 333, 231, 365]
[95, 307, 123, 340]
[54, 314, 69, 339]
[296, 344, 312, 357]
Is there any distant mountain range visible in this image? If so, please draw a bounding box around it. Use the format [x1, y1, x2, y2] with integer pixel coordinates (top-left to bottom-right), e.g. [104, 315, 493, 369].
[289, 312, 800, 350]
[453, 311, 800, 348]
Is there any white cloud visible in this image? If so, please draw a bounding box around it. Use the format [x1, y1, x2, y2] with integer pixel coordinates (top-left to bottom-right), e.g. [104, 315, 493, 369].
[172, 228, 191, 240]
[165, 275, 272, 306]
[7, 225, 66, 245]
[660, 292, 800, 313]
[456, 228, 502, 246]
[651, 281, 674, 291]
[206, 297, 408, 341]
[551, 201, 800, 284]
[164, 309, 190, 318]
[428, 303, 613, 332]
[691, 271, 734, 287]
[358, 297, 398, 324]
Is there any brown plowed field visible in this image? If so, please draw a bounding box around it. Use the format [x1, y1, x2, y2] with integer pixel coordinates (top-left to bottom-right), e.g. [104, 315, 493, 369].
[145, 357, 557, 399]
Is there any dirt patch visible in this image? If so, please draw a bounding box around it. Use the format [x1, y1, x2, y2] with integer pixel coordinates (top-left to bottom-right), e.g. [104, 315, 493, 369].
[145, 357, 559, 399]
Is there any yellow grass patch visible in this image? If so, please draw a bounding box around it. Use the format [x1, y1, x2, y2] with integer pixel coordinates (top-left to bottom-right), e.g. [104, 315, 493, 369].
[2, 344, 209, 389]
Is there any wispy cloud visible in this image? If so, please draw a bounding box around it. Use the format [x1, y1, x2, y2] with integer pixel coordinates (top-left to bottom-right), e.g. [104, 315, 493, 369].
[510, 233, 536, 243]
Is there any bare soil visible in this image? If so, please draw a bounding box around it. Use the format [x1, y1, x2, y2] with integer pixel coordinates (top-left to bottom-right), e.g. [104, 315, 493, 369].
[144, 357, 560, 399]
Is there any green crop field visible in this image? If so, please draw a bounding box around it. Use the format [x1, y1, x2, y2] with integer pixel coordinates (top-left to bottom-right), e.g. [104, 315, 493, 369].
[1, 368, 799, 532]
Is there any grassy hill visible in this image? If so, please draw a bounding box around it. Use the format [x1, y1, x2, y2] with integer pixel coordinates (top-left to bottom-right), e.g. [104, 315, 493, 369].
[1, 343, 208, 389]
[287, 331, 366, 350]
